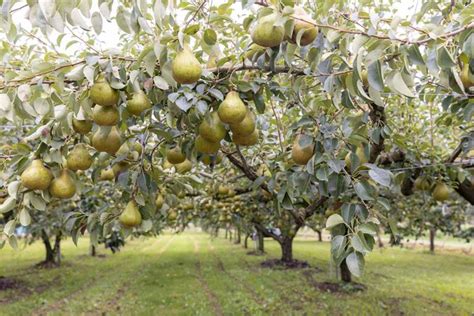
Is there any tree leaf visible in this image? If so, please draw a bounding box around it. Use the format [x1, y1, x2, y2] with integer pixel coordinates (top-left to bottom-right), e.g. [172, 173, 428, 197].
[19, 209, 31, 226]
[204, 29, 217, 46]
[346, 251, 365, 277]
[367, 60, 384, 92]
[368, 166, 392, 187]
[354, 181, 374, 201]
[326, 214, 345, 229]
[387, 71, 415, 98]
[91, 11, 103, 35]
[437, 46, 456, 69]
[154, 76, 169, 90]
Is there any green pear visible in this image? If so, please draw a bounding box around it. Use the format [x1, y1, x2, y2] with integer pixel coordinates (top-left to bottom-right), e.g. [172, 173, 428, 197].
[67, 144, 93, 171]
[93, 105, 119, 126]
[218, 91, 247, 124]
[251, 13, 285, 48]
[21, 159, 52, 190]
[72, 118, 92, 135]
[176, 159, 192, 174]
[49, 169, 76, 199]
[291, 135, 314, 165]
[92, 126, 122, 155]
[99, 168, 115, 181]
[166, 146, 186, 164]
[156, 194, 164, 209]
[119, 200, 142, 227]
[461, 63, 473, 89]
[232, 129, 259, 146]
[90, 76, 119, 106]
[195, 135, 220, 154]
[230, 110, 256, 136]
[199, 112, 226, 142]
[289, 7, 318, 46]
[432, 182, 450, 202]
[172, 47, 202, 84]
[127, 91, 152, 116]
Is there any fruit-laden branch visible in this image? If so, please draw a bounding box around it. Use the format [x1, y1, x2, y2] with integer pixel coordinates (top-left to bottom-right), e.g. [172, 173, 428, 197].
[252, 220, 282, 242]
[254, 0, 474, 45]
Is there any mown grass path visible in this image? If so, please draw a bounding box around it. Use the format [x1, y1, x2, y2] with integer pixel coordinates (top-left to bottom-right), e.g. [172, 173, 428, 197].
[0, 232, 473, 315]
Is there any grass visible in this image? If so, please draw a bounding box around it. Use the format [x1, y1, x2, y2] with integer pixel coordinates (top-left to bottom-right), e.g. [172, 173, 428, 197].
[0, 231, 473, 315]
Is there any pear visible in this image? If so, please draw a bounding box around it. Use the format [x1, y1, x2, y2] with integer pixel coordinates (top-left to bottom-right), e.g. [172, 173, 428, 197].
[99, 168, 115, 181]
[156, 194, 164, 209]
[199, 112, 226, 142]
[163, 159, 174, 169]
[175, 159, 192, 174]
[432, 182, 450, 202]
[20, 159, 52, 190]
[168, 209, 178, 220]
[127, 91, 152, 116]
[172, 47, 202, 84]
[119, 200, 142, 228]
[90, 76, 119, 106]
[360, 69, 369, 87]
[232, 129, 259, 146]
[230, 110, 256, 136]
[112, 161, 129, 176]
[345, 146, 368, 170]
[414, 177, 431, 191]
[218, 185, 230, 195]
[92, 105, 119, 126]
[67, 144, 93, 171]
[251, 13, 285, 48]
[49, 169, 76, 199]
[218, 91, 247, 124]
[92, 126, 122, 155]
[289, 7, 318, 46]
[72, 118, 92, 135]
[195, 135, 220, 154]
[291, 135, 314, 165]
[166, 146, 186, 164]
[460, 63, 473, 90]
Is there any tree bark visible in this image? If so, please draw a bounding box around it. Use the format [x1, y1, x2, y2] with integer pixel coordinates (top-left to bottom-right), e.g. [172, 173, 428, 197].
[225, 228, 228, 239]
[229, 229, 233, 242]
[340, 259, 352, 283]
[429, 227, 436, 253]
[244, 233, 249, 249]
[256, 230, 264, 253]
[279, 236, 294, 262]
[53, 232, 62, 266]
[235, 227, 241, 244]
[90, 244, 96, 257]
[41, 229, 55, 264]
[316, 230, 322, 242]
[376, 230, 384, 248]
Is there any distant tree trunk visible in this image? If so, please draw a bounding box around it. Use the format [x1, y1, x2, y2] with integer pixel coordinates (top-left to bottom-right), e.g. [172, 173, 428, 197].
[41, 229, 55, 264]
[235, 228, 241, 244]
[376, 230, 384, 248]
[228, 229, 233, 242]
[340, 259, 352, 283]
[429, 227, 436, 253]
[244, 233, 250, 249]
[214, 227, 219, 237]
[224, 228, 228, 239]
[279, 236, 294, 262]
[316, 230, 322, 242]
[90, 244, 96, 257]
[256, 230, 264, 253]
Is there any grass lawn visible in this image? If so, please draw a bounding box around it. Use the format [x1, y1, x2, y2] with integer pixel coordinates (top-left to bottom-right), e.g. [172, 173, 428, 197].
[0, 231, 473, 315]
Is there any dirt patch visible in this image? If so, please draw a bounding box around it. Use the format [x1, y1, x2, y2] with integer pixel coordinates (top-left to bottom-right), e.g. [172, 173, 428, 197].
[246, 250, 265, 256]
[34, 260, 59, 269]
[195, 260, 224, 316]
[0, 276, 24, 291]
[260, 259, 310, 269]
[302, 270, 366, 294]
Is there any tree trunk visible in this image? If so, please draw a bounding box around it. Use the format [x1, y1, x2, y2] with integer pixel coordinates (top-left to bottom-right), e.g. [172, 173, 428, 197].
[376, 230, 384, 248]
[53, 232, 62, 266]
[316, 230, 322, 242]
[229, 229, 233, 242]
[340, 258, 352, 283]
[41, 229, 55, 264]
[244, 233, 249, 249]
[90, 244, 96, 257]
[256, 230, 264, 253]
[235, 228, 241, 244]
[429, 227, 436, 253]
[225, 228, 228, 239]
[279, 237, 294, 262]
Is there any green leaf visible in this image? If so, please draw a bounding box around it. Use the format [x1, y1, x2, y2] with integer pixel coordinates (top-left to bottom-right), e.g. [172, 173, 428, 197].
[91, 11, 103, 35]
[326, 214, 345, 229]
[368, 166, 392, 187]
[351, 234, 370, 254]
[437, 46, 456, 69]
[367, 60, 384, 92]
[346, 251, 365, 277]
[19, 209, 31, 226]
[387, 71, 415, 98]
[154, 76, 169, 90]
[0, 197, 16, 214]
[203, 29, 217, 46]
[407, 45, 425, 66]
[331, 235, 346, 265]
[354, 181, 374, 201]
[4, 220, 16, 237]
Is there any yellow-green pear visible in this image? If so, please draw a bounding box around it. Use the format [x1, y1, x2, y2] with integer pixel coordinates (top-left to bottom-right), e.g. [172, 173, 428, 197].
[172, 47, 202, 84]
[127, 91, 152, 116]
[414, 177, 431, 191]
[49, 169, 76, 199]
[156, 194, 164, 209]
[20, 159, 52, 190]
[291, 135, 314, 165]
[195, 135, 220, 154]
[290, 7, 318, 46]
[251, 13, 285, 48]
[119, 200, 142, 227]
[90, 76, 119, 106]
[230, 110, 256, 136]
[232, 129, 259, 146]
[432, 182, 450, 202]
[72, 118, 92, 135]
[199, 112, 226, 142]
[245, 43, 266, 61]
[67, 144, 93, 171]
[176, 159, 192, 174]
[345, 146, 368, 170]
[92, 126, 122, 155]
[166, 146, 186, 164]
[460, 63, 473, 89]
[99, 168, 115, 181]
[218, 91, 247, 124]
[92, 105, 119, 126]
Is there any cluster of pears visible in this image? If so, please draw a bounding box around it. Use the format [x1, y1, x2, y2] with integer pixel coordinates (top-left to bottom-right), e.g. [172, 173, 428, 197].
[414, 176, 451, 202]
[172, 46, 202, 84]
[218, 91, 259, 146]
[165, 146, 193, 174]
[291, 134, 314, 165]
[20, 159, 77, 199]
[251, 7, 318, 48]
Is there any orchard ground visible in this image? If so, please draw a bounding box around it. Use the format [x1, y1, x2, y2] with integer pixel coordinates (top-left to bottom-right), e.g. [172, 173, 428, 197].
[0, 232, 473, 315]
